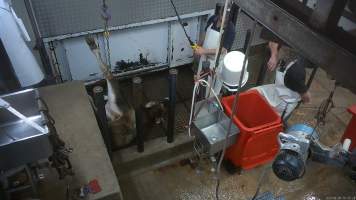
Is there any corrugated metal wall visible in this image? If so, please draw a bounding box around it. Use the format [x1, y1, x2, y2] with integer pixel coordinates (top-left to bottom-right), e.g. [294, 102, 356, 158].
[30, 0, 219, 38]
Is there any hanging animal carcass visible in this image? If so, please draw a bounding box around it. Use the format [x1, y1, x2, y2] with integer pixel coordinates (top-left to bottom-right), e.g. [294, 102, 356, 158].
[85, 37, 136, 149]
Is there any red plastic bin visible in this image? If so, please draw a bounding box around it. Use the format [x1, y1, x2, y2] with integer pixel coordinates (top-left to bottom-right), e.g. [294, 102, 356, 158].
[341, 105, 356, 151]
[222, 90, 283, 170]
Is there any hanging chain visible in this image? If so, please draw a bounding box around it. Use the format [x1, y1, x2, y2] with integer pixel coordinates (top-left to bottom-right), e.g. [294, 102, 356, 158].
[308, 81, 338, 138]
[101, 0, 112, 69]
[315, 82, 338, 126]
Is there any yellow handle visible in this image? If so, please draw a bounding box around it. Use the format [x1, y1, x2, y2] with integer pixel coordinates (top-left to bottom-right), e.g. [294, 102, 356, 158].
[104, 31, 110, 38]
[191, 44, 199, 50]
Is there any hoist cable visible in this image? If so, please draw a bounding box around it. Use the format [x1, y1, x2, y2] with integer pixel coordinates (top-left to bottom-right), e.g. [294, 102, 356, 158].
[168, 0, 197, 49]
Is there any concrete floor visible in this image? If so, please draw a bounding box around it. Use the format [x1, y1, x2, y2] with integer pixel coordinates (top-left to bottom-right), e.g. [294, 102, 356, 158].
[116, 53, 356, 199]
[4, 48, 356, 199]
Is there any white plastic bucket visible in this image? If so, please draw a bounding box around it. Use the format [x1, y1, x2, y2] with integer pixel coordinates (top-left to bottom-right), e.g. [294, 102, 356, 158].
[220, 51, 249, 91]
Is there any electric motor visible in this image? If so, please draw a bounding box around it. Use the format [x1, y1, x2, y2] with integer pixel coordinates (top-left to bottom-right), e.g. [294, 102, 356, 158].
[273, 149, 306, 181]
[273, 124, 317, 181]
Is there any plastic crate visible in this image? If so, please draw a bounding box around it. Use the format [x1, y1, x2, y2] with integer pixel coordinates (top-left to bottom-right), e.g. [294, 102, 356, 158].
[222, 90, 283, 170]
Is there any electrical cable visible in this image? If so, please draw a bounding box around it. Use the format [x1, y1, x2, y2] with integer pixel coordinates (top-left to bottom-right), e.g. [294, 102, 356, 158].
[168, 0, 197, 48]
[188, 79, 225, 170]
[188, 79, 224, 137]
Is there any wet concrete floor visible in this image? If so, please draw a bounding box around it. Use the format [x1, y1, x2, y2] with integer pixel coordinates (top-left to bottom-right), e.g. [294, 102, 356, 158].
[117, 51, 356, 200]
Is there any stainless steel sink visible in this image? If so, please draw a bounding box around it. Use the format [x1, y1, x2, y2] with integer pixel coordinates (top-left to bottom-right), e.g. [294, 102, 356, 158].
[0, 89, 52, 171]
[193, 99, 239, 156]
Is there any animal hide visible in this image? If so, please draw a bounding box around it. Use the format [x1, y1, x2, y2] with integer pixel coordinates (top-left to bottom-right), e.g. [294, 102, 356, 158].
[85, 37, 136, 148]
[106, 79, 136, 149]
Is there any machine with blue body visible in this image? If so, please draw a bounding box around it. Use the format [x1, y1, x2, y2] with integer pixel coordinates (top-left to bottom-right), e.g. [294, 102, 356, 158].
[273, 123, 356, 182]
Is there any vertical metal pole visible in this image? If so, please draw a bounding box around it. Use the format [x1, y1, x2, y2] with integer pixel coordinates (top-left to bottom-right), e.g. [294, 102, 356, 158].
[132, 77, 143, 109]
[216, 22, 257, 200]
[93, 86, 112, 157]
[256, 47, 270, 86]
[48, 42, 63, 83]
[24, 0, 53, 79]
[167, 69, 178, 143]
[135, 107, 144, 153]
[132, 77, 144, 152]
[212, 0, 231, 71]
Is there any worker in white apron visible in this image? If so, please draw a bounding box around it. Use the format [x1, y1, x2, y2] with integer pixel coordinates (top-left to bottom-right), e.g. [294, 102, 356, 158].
[196, 23, 222, 96]
[254, 41, 311, 119]
[254, 60, 300, 118]
[194, 3, 236, 96]
[196, 24, 220, 74]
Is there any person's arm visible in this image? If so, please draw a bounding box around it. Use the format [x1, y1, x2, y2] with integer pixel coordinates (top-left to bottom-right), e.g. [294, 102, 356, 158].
[194, 21, 234, 56]
[194, 46, 227, 56]
[267, 41, 279, 71]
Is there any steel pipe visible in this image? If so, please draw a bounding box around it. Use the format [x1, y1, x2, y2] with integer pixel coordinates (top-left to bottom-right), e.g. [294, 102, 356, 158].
[167, 69, 178, 143]
[93, 86, 112, 157]
[132, 77, 144, 152]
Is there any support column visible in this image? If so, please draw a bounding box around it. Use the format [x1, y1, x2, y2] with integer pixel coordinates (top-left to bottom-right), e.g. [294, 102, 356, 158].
[167, 69, 178, 143]
[93, 86, 112, 157]
[132, 77, 144, 152]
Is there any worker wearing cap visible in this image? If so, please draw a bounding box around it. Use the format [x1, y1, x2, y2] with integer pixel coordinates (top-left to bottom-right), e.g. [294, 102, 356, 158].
[194, 3, 236, 94]
[253, 30, 311, 119]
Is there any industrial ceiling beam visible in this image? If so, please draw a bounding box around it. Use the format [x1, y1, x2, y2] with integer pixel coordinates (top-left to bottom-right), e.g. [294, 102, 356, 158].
[236, 0, 356, 94]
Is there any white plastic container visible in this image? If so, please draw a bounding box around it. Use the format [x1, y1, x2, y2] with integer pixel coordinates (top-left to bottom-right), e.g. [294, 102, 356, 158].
[220, 51, 249, 91]
[0, 0, 44, 87]
[343, 138, 352, 151]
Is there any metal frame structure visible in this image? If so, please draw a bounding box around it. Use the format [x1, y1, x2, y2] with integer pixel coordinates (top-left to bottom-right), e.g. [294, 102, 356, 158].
[45, 12, 208, 82]
[236, 0, 356, 94]
[42, 11, 213, 42]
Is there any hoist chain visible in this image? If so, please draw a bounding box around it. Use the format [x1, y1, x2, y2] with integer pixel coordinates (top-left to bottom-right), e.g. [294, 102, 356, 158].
[101, 0, 112, 69]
